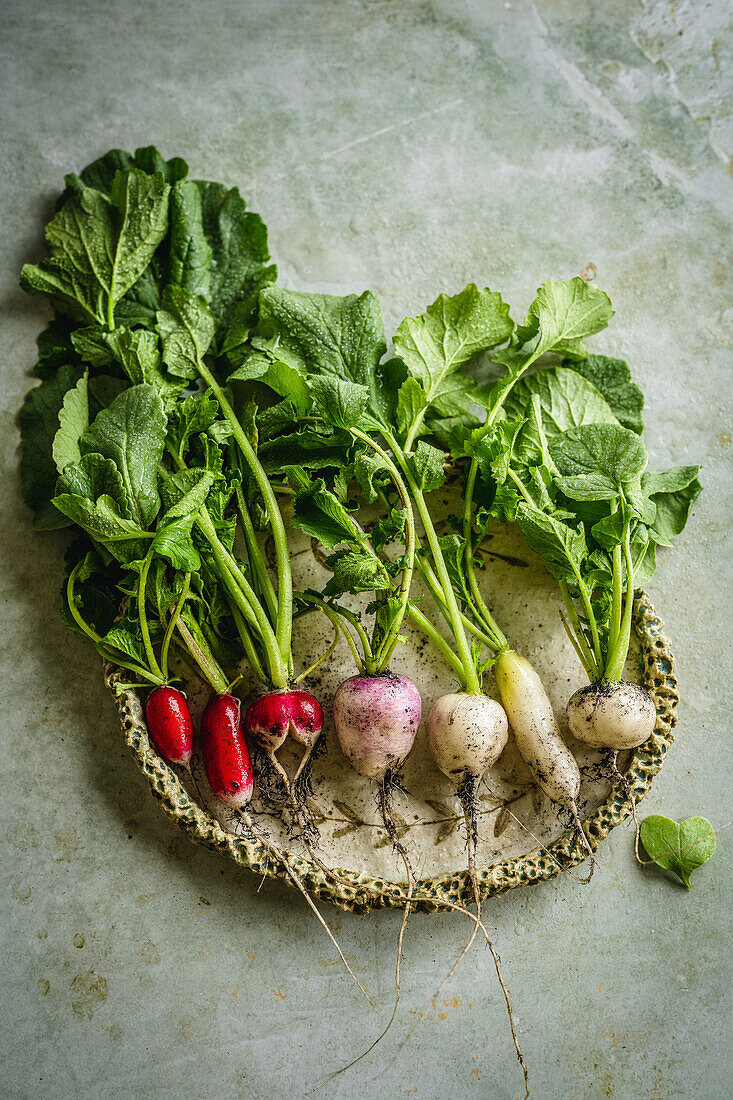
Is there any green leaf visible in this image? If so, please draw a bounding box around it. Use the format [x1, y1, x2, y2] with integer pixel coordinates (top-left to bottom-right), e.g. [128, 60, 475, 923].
[286, 470, 361, 549]
[525, 277, 614, 362]
[198, 181, 277, 328]
[159, 468, 215, 518]
[551, 424, 647, 501]
[258, 287, 388, 424]
[504, 366, 619, 462]
[410, 440, 446, 492]
[100, 620, 148, 666]
[19, 364, 84, 529]
[54, 454, 151, 563]
[80, 384, 167, 527]
[151, 516, 201, 571]
[258, 427, 352, 473]
[35, 318, 78, 379]
[515, 502, 587, 582]
[643, 467, 702, 546]
[21, 169, 170, 325]
[53, 372, 89, 473]
[166, 392, 219, 458]
[563, 354, 644, 433]
[168, 180, 212, 297]
[325, 548, 390, 595]
[309, 376, 368, 430]
[639, 814, 716, 888]
[393, 284, 513, 433]
[157, 286, 215, 378]
[485, 278, 614, 422]
[354, 449, 390, 504]
[229, 352, 312, 416]
[395, 377, 427, 440]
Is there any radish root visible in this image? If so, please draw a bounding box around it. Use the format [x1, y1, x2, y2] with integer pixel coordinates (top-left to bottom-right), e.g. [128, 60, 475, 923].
[394, 777, 529, 1099]
[240, 810, 376, 1013]
[309, 776, 414, 1091]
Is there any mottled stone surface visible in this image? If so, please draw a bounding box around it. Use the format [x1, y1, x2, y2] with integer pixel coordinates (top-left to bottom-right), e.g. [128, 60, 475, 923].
[1, 2, 730, 1098]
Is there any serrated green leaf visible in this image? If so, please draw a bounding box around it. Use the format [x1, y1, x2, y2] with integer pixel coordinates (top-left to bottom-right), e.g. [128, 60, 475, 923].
[157, 286, 215, 379]
[324, 548, 390, 595]
[81, 384, 166, 527]
[309, 375, 368, 430]
[19, 364, 84, 529]
[168, 179, 212, 297]
[563, 354, 644, 433]
[410, 440, 446, 492]
[53, 372, 89, 473]
[21, 169, 170, 325]
[515, 501, 587, 582]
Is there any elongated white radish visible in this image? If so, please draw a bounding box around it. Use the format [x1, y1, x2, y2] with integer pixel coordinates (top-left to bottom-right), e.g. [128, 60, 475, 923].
[566, 681, 656, 750]
[494, 650, 580, 806]
[494, 649, 594, 881]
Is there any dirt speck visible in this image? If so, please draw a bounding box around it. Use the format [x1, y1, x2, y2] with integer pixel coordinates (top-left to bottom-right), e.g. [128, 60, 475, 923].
[73, 933, 85, 949]
[11, 880, 31, 902]
[54, 826, 80, 862]
[139, 942, 161, 966]
[38, 978, 50, 996]
[716, 430, 731, 449]
[71, 971, 108, 1019]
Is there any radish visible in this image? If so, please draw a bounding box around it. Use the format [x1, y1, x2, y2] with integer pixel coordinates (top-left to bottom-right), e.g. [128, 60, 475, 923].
[201, 692, 254, 809]
[333, 674, 421, 782]
[144, 685, 194, 768]
[245, 689, 324, 803]
[566, 681, 656, 751]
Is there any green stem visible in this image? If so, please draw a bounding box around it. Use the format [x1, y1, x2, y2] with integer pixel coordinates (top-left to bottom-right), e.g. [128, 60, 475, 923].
[609, 504, 623, 657]
[604, 527, 635, 683]
[351, 427, 417, 671]
[570, 568, 603, 674]
[230, 606, 266, 685]
[66, 563, 162, 686]
[408, 604, 467, 687]
[197, 359, 293, 668]
[389, 434, 480, 694]
[235, 484, 278, 625]
[160, 574, 190, 682]
[295, 594, 366, 676]
[196, 505, 288, 689]
[138, 553, 163, 681]
[558, 582, 599, 681]
[415, 556, 496, 648]
[176, 614, 228, 694]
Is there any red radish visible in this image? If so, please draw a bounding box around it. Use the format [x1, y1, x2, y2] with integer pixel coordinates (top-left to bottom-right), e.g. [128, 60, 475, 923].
[245, 688, 324, 817]
[200, 693, 254, 809]
[333, 674, 421, 781]
[145, 686, 193, 768]
[245, 689, 324, 753]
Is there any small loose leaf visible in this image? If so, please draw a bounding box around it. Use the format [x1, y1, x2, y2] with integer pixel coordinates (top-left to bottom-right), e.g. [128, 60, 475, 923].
[639, 814, 716, 888]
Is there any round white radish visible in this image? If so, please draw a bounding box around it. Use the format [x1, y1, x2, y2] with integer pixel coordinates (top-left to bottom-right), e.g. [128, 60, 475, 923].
[333, 674, 421, 781]
[566, 681, 656, 750]
[427, 693, 508, 786]
[494, 649, 580, 808]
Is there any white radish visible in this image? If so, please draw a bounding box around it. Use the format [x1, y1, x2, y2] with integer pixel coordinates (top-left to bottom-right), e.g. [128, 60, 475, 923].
[494, 649, 580, 806]
[427, 693, 509, 789]
[566, 681, 656, 750]
[494, 649, 594, 879]
[566, 680, 656, 865]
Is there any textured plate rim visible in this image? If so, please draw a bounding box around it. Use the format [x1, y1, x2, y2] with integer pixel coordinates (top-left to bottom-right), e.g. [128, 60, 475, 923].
[105, 590, 677, 913]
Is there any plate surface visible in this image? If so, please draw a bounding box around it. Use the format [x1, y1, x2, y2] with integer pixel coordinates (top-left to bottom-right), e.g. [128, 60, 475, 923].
[107, 517, 678, 913]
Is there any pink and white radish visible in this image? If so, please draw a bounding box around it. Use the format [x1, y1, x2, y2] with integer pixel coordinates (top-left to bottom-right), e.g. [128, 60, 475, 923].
[333, 673, 421, 783]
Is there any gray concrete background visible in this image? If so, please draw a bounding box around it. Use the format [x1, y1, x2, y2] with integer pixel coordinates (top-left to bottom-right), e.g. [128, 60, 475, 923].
[1, 1, 731, 1098]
